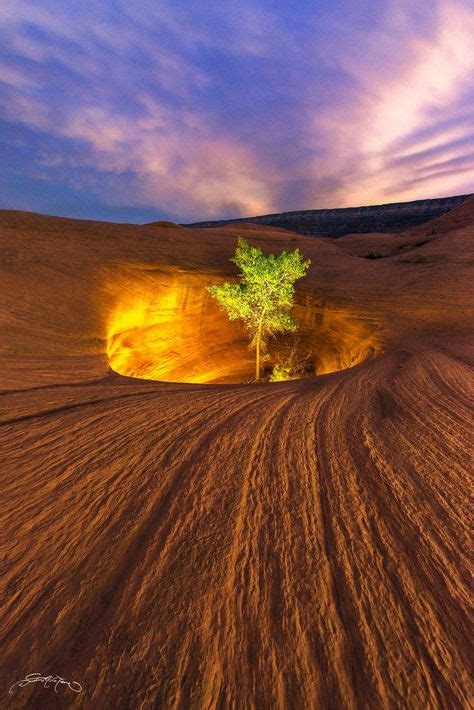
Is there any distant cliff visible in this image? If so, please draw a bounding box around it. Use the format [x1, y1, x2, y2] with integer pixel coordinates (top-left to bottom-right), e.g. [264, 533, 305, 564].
[184, 193, 472, 238]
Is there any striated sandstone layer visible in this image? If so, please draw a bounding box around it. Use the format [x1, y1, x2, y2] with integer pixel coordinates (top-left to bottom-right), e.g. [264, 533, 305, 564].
[0, 198, 473, 708]
[185, 193, 472, 237]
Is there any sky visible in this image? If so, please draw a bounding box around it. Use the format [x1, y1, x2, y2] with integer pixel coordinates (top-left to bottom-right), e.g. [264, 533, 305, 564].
[0, 0, 473, 223]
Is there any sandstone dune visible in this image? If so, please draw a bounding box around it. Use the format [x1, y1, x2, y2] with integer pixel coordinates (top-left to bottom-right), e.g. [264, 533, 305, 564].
[1, 199, 473, 708]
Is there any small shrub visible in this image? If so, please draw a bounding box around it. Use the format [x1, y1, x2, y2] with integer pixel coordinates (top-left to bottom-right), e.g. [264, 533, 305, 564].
[269, 363, 292, 382]
[365, 251, 383, 259]
[269, 346, 313, 382]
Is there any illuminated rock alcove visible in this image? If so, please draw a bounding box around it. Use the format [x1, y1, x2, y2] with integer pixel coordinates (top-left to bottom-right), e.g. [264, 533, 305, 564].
[106, 267, 383, 384]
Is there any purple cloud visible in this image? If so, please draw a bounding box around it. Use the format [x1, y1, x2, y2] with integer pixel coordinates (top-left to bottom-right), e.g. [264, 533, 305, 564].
[0, 0, 472, 222]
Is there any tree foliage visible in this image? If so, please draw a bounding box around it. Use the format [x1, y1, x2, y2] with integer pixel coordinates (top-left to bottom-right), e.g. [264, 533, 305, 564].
[207, 237, 311, 379]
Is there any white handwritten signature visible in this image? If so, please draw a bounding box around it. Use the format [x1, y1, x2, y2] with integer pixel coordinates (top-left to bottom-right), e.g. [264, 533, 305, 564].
[9, 673, 83, 694]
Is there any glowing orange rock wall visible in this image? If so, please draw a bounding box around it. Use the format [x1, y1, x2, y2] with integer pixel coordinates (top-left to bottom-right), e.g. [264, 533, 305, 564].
[105, 266, 383, 383]
[106, 267, 254, 383]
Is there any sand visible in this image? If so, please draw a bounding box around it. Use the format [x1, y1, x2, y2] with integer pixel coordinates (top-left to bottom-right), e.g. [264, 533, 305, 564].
[1, 198, 473, 708]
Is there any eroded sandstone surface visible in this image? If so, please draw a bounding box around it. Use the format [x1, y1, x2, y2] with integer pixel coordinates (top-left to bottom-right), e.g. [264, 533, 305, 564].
[1, 198, 473, 708]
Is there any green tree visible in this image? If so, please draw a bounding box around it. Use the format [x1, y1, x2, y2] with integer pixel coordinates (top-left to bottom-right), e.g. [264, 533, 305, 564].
[207, 237, 311, 380]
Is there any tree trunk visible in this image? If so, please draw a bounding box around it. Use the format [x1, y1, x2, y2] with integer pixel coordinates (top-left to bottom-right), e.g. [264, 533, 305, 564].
[255, 331, 261, 380]
[255, 311, 265, 381]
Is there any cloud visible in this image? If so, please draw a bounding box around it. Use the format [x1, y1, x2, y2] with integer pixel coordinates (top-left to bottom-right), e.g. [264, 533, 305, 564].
[0, 92, 276, 219]
[304, 0, 474, 206]
[0, 0, 472, 220]
[0, 1, 279, 219]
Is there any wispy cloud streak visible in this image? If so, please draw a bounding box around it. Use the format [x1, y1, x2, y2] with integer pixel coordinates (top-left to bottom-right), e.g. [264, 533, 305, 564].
[0, 0, 472, 221]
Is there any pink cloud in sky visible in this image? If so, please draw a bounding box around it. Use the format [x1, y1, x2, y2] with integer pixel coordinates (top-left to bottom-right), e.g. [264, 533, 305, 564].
[305, 0, 474, 208]
[0, 0, 472, 220]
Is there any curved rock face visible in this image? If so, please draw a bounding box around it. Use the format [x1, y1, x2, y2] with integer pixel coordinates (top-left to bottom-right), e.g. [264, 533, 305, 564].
[105, 267, 383, 383]
[0, 198, 473, 708]
[185, 193, 472, 237]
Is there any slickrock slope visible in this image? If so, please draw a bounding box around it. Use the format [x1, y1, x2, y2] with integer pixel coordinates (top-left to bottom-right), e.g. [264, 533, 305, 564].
[1, 198, 473, 708]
